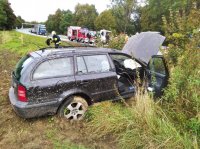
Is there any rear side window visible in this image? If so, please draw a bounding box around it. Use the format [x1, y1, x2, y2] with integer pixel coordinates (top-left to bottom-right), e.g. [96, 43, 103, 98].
[33, 57, 73, 80]
[82, 55, 110, 73]
[14, 55, 34, 80]
[77, 57, 87, 74]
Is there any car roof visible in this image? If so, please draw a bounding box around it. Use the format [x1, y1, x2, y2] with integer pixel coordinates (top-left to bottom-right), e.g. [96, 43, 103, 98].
[30, 46, 122, 58]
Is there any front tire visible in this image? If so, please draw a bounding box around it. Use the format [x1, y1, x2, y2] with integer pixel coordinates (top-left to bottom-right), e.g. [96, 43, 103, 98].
[59, 96, 88, 121]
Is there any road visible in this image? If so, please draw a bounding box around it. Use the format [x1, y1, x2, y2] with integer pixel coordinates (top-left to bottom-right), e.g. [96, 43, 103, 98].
[16, 28, 69, 42]
[16, 28, 95, 46]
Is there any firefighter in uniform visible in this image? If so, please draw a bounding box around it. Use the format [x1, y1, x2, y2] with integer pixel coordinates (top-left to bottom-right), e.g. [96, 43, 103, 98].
[46, 31, 61, 48]
[51, 31, 61, 48]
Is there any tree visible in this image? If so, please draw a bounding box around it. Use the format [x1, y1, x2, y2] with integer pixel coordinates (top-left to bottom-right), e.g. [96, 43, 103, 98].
[0, 0, 16, 30]
[15, 16, 25, 28]
[46, 9, 62, 34]
[46, 9, 74, 34]
[59, 10, 73, 34]
[46, 14, 54, 33]
[0, 2, 7, 29]
[162, 3, 200, 64]
[140, 0, 190, 32]
[139, 5, 160, 32]
[53, 9, 63, 33]
[74, 4, 98, 30]
[111, 0, 137, 34]
[94, 10, 116, 31]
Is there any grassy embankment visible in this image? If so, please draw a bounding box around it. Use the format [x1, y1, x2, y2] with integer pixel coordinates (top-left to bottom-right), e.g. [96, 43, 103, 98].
[0, 31, 89, 149]
[0, 31, 199, 149]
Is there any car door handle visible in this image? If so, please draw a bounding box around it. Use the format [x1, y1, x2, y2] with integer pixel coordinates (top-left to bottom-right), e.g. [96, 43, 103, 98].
[80, 80, 89, 85]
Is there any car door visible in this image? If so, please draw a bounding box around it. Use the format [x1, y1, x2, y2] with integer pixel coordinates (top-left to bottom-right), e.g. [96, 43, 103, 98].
[146, 55, 169, 97]
[75, 54, 118, 102]
[109, 53, 145, 98]
[28, 57, 75, 103]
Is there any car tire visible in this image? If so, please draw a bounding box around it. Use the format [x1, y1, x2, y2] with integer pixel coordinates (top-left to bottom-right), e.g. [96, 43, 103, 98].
[59, 96, 88, 121]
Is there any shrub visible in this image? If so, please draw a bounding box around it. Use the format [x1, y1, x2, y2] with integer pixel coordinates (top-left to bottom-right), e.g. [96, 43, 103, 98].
[162, 7, 200, 146]
[108, 34, 127, 50]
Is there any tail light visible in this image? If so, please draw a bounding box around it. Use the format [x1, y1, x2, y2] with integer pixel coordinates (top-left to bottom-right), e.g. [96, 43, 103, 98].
[17, 85, 28, 102]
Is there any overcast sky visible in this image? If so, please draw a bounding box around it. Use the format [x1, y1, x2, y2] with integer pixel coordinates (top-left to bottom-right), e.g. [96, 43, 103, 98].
[9, 0, 111, 22]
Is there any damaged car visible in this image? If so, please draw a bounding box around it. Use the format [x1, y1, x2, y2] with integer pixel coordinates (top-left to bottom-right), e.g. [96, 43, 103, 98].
[9, 32, 169, 120]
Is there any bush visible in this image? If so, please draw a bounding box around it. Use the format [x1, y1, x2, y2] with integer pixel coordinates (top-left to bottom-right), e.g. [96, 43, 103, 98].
[187, 117, 200, 137]
[162, 11, 200, 144]
[108, 34, 127, 50]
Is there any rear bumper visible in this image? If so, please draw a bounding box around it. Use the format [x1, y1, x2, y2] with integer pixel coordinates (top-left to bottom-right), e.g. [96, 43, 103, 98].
[9, 87, 60, 119]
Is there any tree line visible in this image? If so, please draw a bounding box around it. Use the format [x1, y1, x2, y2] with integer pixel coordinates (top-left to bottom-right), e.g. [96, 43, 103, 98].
[1, 0, 199, 36]
[0, 0, 25, 30]
[45, 0, 200, 35]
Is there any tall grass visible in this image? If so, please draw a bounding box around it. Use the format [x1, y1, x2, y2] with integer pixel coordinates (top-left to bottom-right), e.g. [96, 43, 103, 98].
[0, 31, 12, 44]
[85, 90, 194, 148]
[162, 33, 200, 141]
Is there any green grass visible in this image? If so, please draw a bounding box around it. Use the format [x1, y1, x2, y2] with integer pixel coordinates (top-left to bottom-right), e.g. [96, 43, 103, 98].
[0, 31, 70, 55]
[0, 30, 199, 149]
[0, 31, 90, 149]
[46, 127, 87, 149]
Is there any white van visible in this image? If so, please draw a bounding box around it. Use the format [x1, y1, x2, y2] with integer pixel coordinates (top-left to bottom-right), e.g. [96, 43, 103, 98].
[100, 29, 111, 43]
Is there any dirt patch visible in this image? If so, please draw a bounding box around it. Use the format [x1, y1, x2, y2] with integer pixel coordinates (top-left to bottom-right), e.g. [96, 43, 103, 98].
[0, 50, 117, 149]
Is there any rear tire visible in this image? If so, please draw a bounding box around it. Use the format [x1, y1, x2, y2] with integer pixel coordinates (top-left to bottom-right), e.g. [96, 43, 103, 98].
[59, 96, 88, 121]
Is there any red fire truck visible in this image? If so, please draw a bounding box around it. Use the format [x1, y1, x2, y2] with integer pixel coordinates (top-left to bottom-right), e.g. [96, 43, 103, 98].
[67, 26, 86, 42]
[67, 26, 95, 44]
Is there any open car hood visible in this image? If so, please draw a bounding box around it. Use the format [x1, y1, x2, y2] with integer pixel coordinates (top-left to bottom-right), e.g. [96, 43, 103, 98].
[122, 32, 165, 63]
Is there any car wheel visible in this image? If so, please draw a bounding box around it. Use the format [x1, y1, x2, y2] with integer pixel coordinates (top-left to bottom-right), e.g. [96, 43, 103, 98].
[59, 96, 88, 121]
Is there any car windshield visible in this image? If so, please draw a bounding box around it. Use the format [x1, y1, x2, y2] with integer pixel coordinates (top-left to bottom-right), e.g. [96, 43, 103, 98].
[14, 55, 34, 80]
[40, 27, 46, 30]
[110, 54, 141, 70]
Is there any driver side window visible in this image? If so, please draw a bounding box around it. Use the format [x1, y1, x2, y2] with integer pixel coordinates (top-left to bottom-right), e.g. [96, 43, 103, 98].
[149, 57, 166, 75]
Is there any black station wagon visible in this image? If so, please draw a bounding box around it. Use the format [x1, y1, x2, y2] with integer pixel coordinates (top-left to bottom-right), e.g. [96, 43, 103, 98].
[9, 46, 169, 120]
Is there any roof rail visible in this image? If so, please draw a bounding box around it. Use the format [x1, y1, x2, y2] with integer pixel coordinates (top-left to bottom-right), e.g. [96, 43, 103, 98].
[39, 44, 96, 52]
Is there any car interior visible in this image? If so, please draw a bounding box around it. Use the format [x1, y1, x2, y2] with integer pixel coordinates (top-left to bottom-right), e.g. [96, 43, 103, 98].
[110, 54, 145, 96]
